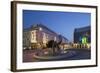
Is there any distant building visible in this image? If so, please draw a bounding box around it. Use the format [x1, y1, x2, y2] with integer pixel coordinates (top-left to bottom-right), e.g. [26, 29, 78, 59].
[73, 26, 91, 49]
[23, 24, 69, 49]
[74, 26, 91, 43]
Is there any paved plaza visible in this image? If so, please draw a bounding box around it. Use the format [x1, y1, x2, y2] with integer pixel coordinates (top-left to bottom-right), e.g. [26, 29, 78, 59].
[23, 48, 90, 62]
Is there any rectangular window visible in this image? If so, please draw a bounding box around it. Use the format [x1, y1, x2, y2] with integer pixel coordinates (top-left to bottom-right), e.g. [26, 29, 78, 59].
[31, 30, 37, 43]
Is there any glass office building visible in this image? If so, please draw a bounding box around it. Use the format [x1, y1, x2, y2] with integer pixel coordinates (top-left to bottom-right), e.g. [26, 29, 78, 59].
[73, 26, 91, 49]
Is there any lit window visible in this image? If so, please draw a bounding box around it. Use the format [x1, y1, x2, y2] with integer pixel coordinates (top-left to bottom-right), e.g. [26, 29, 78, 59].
[43, 33, 46, 43]
[31, 30, 37, 43]
[39, 27, 42, 31]
[54, 37, 57, 41]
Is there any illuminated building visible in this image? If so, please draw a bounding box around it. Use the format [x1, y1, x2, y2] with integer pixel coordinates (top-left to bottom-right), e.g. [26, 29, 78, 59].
[23, 24, 69, 49]
[74, 26, 91, 49]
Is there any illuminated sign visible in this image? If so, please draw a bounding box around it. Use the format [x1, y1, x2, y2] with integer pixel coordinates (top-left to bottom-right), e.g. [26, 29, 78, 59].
[82, 36, 88, 44]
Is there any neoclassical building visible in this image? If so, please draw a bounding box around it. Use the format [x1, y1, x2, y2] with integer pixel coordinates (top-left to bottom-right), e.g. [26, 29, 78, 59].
[23, 24, 69, 49]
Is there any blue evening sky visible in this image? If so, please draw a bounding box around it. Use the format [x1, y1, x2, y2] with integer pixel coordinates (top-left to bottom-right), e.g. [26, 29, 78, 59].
[23, 10, 91, 42]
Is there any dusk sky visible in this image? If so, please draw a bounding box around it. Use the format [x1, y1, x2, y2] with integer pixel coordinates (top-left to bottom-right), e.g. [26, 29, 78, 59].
[23, 10, 91, 42]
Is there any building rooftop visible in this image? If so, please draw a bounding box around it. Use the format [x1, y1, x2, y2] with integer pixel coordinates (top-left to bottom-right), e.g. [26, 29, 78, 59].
[24, 24, 58, 35]
[24, 24, 69, 41]
[74, 26, 91, 33]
